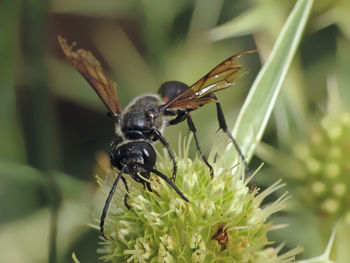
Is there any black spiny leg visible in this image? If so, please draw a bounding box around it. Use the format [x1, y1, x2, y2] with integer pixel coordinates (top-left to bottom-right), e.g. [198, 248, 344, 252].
[214, 99, 256, 188]
[121, 176, 130, 209]
[135, 163, 189, 202]
[100, 167, 125, 239]
[140, 171, 153, 192]
[184, 111, 214, 178]
[153, 129, 177, 182]
[145, 181, 152, 192]
[168, 111, 186, 125]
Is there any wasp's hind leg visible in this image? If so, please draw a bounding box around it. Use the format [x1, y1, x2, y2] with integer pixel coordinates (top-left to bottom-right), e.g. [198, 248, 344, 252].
[213, 97, 256, 188]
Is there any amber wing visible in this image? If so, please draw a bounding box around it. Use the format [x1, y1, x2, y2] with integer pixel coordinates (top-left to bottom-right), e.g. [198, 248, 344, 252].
[58, 35, 122, 117]
[158, 50, 256, 111]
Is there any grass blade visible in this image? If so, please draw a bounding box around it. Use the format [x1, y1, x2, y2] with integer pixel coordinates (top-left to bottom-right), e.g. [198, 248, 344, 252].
[231, 0, 314, 162]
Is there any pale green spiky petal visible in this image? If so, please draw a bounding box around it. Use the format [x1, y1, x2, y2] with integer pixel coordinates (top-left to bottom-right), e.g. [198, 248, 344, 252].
[72, 253, 81, 263]
[298, 225, 337, 263]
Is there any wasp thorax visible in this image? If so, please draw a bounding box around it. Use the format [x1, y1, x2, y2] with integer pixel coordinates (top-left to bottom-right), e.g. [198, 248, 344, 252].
[121, 95, 164, 140]
[110, 141, 156, 174]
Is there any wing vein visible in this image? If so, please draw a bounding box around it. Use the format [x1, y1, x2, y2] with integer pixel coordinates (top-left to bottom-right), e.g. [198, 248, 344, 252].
[158, 50, 256, 112]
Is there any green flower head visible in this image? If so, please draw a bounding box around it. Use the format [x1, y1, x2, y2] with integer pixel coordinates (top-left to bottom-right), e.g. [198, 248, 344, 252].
[291, 110, 350, 218]
[96, 135, 300, 263]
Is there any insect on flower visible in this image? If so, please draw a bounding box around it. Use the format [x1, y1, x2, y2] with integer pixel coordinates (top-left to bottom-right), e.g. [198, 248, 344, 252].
[58, 35, 256, 239]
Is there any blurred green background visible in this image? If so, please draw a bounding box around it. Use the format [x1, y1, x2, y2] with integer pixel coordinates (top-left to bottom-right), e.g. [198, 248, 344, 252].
[1, 0, 349, 262]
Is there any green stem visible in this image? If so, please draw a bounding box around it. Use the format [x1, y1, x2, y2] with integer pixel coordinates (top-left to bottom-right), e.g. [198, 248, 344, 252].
[21, 0, 62, 262]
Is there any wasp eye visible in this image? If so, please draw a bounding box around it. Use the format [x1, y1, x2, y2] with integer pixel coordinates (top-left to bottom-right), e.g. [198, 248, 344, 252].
[140, 142, 156, 169]
[147, 110, 155, 119]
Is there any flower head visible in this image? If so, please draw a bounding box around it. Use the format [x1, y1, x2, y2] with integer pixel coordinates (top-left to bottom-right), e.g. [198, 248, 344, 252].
[97, 136, 300, 262]
[288, 110, 350, 218]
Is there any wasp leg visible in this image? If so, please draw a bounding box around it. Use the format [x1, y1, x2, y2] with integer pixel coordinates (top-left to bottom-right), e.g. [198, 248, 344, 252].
[140, 171, 152, 192]
[145, 181, 152, 192]
[100, 167, 125, 240]
[136, 163, 189, 202]
[153, 129, 177, 182]
[168, 110, 214, 177]
[121, 176, 130, 209]
[168, 111, 186, 125]
[213, 98, 256, 189]
[184, 111, 214, 178]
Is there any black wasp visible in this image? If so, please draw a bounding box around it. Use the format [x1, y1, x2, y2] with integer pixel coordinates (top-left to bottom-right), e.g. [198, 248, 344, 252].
[58, 36, 255, 239]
